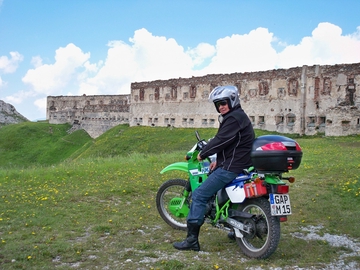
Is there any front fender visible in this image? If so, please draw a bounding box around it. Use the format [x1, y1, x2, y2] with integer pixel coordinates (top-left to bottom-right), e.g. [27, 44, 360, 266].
[160, 162, 188, 174]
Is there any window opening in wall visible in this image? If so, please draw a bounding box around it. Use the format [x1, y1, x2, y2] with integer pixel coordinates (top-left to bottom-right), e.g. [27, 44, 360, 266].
[171, 87, 177, 100]
[202, 119, 208, 125]
[276, 115, 284, 125]
[288, 79, 298, 96]
[307, 116, 316, 127]
[287, 113, 296, 126]
[322, 77, 331, 95]
[164, 118, 169, 124]
[259, 116, 265, 125]
[190, 86, 197, 98]
[249, 116, 255, 124]
[155, 87, 160, 100]
[154, 118, 158, 123]
[189, 118, 194, 124]
[140, 88, 145, 101]
[182, 118, 187, 123]
[209, 119, 215, 125]
[357, 118, 360, 125]
[259, 81, 269, 96]
[170, 118, 175, 124]
[319, 117, 326, 127]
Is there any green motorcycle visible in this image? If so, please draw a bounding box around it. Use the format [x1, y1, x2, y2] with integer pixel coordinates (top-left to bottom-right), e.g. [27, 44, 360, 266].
[156, 131, 302, 259]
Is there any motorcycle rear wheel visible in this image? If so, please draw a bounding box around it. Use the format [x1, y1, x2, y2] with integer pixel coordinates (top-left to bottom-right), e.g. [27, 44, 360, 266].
[235, 197, 281, 259]
[156, 179, 189, 231]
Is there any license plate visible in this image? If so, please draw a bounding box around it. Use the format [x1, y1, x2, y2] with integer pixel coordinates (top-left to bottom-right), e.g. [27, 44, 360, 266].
[269, 194, 292, 216]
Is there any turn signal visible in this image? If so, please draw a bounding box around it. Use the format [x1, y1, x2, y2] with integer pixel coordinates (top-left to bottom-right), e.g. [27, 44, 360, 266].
[288, 177, 295, 183]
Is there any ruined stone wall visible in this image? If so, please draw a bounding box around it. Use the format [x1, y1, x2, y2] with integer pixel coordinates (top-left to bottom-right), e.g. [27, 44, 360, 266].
[47, 63, 360, 138]
[47, 94, 130, 138]
[131, 63, 360, 136]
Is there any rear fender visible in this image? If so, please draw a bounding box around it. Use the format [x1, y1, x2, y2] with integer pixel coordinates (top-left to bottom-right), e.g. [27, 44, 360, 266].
[160, 162, 188, 174]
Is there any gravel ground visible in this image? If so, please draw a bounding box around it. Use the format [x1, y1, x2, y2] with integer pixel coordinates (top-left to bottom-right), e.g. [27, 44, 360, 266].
[289, 225, 360, 270]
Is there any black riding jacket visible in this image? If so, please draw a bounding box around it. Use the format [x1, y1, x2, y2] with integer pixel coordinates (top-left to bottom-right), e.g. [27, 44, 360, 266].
[199, 105, 255, 174]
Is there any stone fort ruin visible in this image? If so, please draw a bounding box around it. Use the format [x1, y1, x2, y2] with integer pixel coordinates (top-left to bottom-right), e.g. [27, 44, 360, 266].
[47, 63, 360, 138]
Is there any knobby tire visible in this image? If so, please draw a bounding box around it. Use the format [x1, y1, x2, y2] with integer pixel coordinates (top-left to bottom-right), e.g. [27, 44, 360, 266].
[236, 197, 281, 259]
[156, 179, 189, 231]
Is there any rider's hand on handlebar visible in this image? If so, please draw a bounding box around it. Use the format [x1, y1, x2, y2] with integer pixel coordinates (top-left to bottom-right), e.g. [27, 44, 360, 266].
[197, 153, 202, 161]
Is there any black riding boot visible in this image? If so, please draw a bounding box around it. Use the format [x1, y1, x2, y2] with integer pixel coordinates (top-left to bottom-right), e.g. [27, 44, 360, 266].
[173, 222, 201, 251]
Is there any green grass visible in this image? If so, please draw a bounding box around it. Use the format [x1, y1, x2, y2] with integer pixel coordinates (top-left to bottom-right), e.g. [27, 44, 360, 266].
[0, 122, 92, 167]
[0, 122, 359, 269]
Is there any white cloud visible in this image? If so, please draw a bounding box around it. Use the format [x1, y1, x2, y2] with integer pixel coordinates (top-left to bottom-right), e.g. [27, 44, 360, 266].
[78, 40, 136, 95]
[31, 56, 43, 68]
[34, 97, 47, 112]
[0, 51, 23, 74]
[129, 28, 194, 80]
[78, 28, 195, 95]
[197, 27, 278, 75]
[22, 43, 91, 95]
[187, 43, 216, 67]
[277, 22, 360, 68]
[4, 90, 35, 104]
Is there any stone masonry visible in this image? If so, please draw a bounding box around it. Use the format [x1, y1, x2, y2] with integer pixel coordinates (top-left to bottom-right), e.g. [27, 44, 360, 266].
[47, 63, 360, 138]
[47, 94, 129, 138]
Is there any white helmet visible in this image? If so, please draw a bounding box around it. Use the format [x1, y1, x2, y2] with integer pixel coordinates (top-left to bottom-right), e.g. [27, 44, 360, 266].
[208, 85, 240, 113]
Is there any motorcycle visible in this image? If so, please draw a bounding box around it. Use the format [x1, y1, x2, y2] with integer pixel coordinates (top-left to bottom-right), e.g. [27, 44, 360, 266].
[156, 131, 302, 259]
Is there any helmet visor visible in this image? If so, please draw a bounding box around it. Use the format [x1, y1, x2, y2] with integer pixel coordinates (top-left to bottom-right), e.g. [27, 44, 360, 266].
[215, 100, 228, 109]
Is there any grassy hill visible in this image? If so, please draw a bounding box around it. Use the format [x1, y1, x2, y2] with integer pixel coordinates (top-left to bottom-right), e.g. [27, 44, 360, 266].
[0, 122, 92, 168]
[0, 121, 296, 168]
[0, 122, 220, 168]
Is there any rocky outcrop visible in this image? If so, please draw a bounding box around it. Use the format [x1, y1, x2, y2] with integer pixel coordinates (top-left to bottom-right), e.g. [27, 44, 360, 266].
[0, 100, 29, 125]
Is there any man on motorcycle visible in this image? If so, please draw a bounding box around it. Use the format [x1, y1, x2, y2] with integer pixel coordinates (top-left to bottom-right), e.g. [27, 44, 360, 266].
[173, 85, 255, 251]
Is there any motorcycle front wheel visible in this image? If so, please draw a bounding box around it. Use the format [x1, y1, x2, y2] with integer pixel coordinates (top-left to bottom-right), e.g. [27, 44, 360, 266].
[235, 197, 281, 259]
[156, 179, 190, 231]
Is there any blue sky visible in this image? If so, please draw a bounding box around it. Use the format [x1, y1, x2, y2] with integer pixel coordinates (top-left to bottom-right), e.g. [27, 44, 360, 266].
[0, 0, 360, 121]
